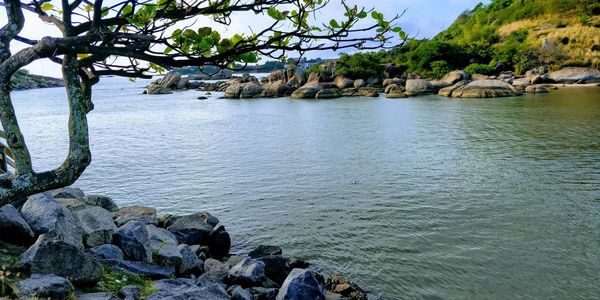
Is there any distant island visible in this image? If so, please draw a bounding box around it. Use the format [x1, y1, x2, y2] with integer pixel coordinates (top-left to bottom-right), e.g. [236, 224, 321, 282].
[10, 69, 64, 91]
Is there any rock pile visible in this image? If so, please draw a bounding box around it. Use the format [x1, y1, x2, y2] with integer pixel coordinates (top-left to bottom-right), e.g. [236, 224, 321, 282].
[0, 188, 368, 299]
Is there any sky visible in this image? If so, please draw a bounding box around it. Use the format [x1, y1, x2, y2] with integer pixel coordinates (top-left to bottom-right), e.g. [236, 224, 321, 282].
[0, 0, 488, 76]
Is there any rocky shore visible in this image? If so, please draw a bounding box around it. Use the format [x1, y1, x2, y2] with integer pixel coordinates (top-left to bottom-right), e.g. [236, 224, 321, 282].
[10, 70, 64, 91]
[145, 65, 600, 99]
[0, 188, 367, 299]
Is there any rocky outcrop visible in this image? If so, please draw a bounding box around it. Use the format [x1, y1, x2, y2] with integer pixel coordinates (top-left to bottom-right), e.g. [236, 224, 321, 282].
[405, 79, 435, 96]
[224, 82, 264, 99]
[441, 70, 469, 85]
[438, 80, 469, 97]
[290, 83, 322, 99]
[451, 80, 518, 98]
[549, 67, 600, 83]
[316, 88, 342, 99]
[261, 80, 290, 97]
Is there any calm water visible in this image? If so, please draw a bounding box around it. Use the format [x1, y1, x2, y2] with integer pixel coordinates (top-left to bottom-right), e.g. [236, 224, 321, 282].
[10, 77, 600, 299]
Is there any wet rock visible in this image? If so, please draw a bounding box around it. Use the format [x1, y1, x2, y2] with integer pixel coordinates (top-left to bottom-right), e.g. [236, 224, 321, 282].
[385, 90, 408, 98]
[451, 80, 518, 98]
[525, 85, 550, 93]
[251, 287, 278, 300]
[438, 80, 470, 97]
[74, 205, 118, 247]
[550, 67, 600, 83]
[204, 258, 230, 280]
[353, 79, 366, 89]
[113, 206, 157, 226]
[232, 286, 254, 300]
[101, 259, 175, 279]
[441, 70, 469, 85]
[90, 244, 124, 260]
[113, 221, 153, 263]
[384, 83, 403, 95]
[15, 274, 74, 299]
[288, 259, 310, 269]
[382, 78, 404, 88]
[261, 80, 290, 97]
[325, 274, 367, 300]
[208, 225, 231, 259]
[340, 88, 358, 96]
[19, 234, 102, 284]
[167, 212, 219, 245]
[20, 193, 84, 248]
[249, 245, 283, 259]
[241, 83, 265, 98]
[429, 80, 452, 92]
[119, 285, 142, 300]
[259, 255, 289, 285]
[405, 79, 435, 96]
[290, 83, 322, 99]
[147, 225, 182, 269]
[228, 257, 267, 285]
[146, 85, 173, 94]
[178, 244, 203, 274]
[333, 76, 354, 89]
[79, 292, 120, 300]
[84, 195, 119, 212]
[357, 87, 379, 97]
[276, 268, 324, 300]
[0, 204, 34, 245]
[52, 187, 85, 201]
[316, 88, 342, 99]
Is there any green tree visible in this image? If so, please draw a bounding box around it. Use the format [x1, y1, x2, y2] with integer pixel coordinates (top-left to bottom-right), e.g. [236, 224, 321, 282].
[335, 52, 384, 79]
[0, 0, 402, 204]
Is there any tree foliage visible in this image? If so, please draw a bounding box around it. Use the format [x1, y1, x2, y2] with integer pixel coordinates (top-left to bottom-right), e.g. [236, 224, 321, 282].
[0, 0, 403, 203]
[335, 52, 384, 79]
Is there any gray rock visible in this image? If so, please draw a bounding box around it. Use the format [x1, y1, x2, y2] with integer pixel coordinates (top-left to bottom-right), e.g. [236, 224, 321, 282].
[52, 187, 85, 201]
[114, 206, 157, 226]
[549, 67, 600, 83]
[276, 268, 324, 300]
[178, 244, 202, 274]
[333, 76, 354, 89]
[85, 195, 119, 212]
[20, 193, 84, 248]
[232, 286, 254, 300]
[438, 80, 470, 97]
[290, 83, 322, 99]
[208, 225, 231, 259]
[441, 70, 470, 85]
[204, 258, 230, 281]
[451, 80, 518, 98]
[251, 287, 278, 300]
[148, 224, 182, 269]
[55, 197, 86, 210]
[512, 77, 530, 87]
[249, 245, 282, 259]
[79, 292, 120, 300]
[146, 84, 173, 94]
[147, 278, 229, 300]
[358, 87, 379, 97]
[74, 205, 118, 247]
[315, 88, 341, 99]
[197, 272, 227, 290]
[353, 79, 366, 89]
[90, 244, 124, 260]
[405, 79, 435, 96]
[259, 255, 289, 285]
[228, 257, 267, 285]
[19, 234, 102, 284]
[101, 259, 175, 279]
[240, 83, 265, 98]
[525, 85, 550, 93]
[114, 221, 153, 263]
[119, 285, 142, 300]
[15, 274, 74, 299]
[0, 204, 34, 245]
[167, 212, 219, 245]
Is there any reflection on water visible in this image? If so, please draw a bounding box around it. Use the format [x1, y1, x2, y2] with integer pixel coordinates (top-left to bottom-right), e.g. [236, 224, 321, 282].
[11, 78, 600, 299]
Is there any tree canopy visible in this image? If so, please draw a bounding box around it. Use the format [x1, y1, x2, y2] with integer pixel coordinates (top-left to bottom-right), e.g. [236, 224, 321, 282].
[0, 0, 404, 203]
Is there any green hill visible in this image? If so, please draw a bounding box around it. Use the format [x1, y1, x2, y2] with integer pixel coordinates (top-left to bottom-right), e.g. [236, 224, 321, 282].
[10, 69, 64, 90]
[381, 0, 600, 77]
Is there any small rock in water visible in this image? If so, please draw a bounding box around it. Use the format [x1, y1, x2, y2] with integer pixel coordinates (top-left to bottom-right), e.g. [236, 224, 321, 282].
[249, 245, 282, 258]
[197, 96, 208, 100]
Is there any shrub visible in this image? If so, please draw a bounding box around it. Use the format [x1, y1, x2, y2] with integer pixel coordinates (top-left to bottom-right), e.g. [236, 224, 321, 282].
[429, 60, 452, 79]
[335, 52, 384, 79]
[465, 63, 494, 75]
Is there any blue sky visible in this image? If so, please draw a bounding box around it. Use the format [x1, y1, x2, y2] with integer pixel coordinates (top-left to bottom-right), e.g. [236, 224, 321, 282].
[1, 0, 488, 76]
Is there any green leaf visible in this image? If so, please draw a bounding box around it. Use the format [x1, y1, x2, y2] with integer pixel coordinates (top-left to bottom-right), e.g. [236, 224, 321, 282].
[197, 27, 212, 38]
[163, 47, 173, 54]
[210, 31, 221, 43]
[329, 19, 340, 28]
[267, 7, 285, 21]
[101, 6, 110, 17]
[357, 11, 367, 19]
[121, 4, 132, 15]
[41, 2, 54, 11]
[85, 4, 93, 12]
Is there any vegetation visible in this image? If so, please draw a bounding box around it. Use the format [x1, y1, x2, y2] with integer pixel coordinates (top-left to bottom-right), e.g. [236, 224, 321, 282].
[0, 0, 403, 204]
[91, 268, 157, 297]
[335, 52, 385, 79]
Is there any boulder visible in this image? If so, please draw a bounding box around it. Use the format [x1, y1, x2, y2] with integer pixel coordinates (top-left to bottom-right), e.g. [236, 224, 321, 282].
[307, 72, 320, 83]
[261, 80, 290, 97]
[333, 76, 354, 89]
[147, 225, 182, 269]
[549, 67, 600, 83]
[228, 257, 267, 285]
[385, 90, 408, 98]
[74, 205, 118, 247]
[258, 255, 289, 285]
[52, 187, 85, 201]
[176, 77, 190, 90]
[240, 83, 265, 98]
[451, 80, 518, 98]
[276, 268, 324, 300]
[207, 225, 231, 259]
[19, 234, 102, 284]
[268, 70, 287, 83]
[441, 70, 470, 85]
[316, 88, 342, 99]
[147, 278, 229, 300]
[119, 285, 142, 300]
[224, 84, 245, 98]
[357, 87, 379, 97]
[325, 274, 367, 299]
[340, 88, 358, 96]
[525, 85, 550, 93]
[353, 79, 366, 89]
[438, 80, 470, 97]
[101, 259, 175, 279]
[384, 83, 403, 95]
[146, 84, 173, 95]
[84, 195, 119, 212]
[291, 83, 322, 99]
[55, 198, 86, 210]
[113, 221, 153, 263]
[471, 74, 490, 81]
[90, 244, 124, 260]
[113, 206, 157, 226]
[160, 73, 183, 89]
[405, 79, 435, 96]
[232, 286, 254, 300]
[15, 274, 74, 299]
[249, 245, 283, 259]
[0, 204, 34, 245]
[79, 292, 120, 300]
[178, 244, 202, 274]
[382, 78, 404, 88]
[204, 258, 230, 281]
[167, 212, 219, 245]
[429, 80, 452, 92]
[20, 193, 84, 248]
[319, 62, 336, 82]
[512, 77, 530, 87]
